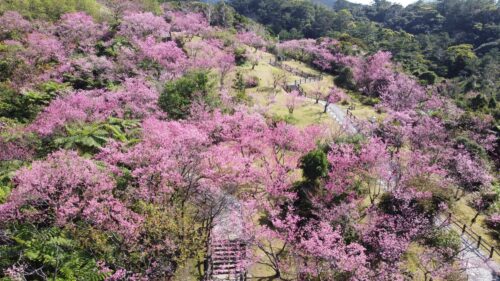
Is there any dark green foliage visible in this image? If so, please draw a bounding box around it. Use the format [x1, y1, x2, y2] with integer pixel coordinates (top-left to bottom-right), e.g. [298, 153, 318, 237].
[234, 46, 247, 65]
[95, 37, 131, 58]
[299, 149, 328, 182]
[292, 180, 317, 222]
[419, 71, 438, 85]
[0, 225, 108, 280]
[470, 94, 488, 110]
[0, 0, 104, 21]
[230, 0, 337, 39]
[424, 228, 462, 254]
[233, 71, 246, 94]
[158, 70, 215, 119]
[0, 81, 66, 122]
[359, 95, 380, 106]
[53, 118, 140, 156]
[489, 98, 497, 109]
[0, 45, 24, 82]
[334, 66, 357, 90]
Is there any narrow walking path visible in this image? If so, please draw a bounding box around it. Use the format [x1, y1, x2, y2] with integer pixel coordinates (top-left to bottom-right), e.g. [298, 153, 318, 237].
[207, 194, 248, 281]
[436, 215, 500, 281]
[266, 54, 500, 280]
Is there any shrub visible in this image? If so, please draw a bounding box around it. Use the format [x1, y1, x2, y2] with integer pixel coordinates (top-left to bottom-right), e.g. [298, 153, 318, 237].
[359, 95, 380, 106]
[425, 228, 461, 254]
[0, 81, 66, 122]
[244, 75, 259, 88]
[470, 94, 488, 110]
[234, 46, 247, 65]
[158, 70, 215, 119]
[300, 149, 328, 182]
[334, 66, 356, 91]
[0, 0, 104, 21]
[419, 71, 438, 85]
[269, 113, 297, 125]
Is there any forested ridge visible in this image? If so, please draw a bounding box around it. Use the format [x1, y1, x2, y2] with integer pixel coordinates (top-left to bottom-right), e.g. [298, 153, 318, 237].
[230, 0, 500, 121]
[0, 0, 498, 280]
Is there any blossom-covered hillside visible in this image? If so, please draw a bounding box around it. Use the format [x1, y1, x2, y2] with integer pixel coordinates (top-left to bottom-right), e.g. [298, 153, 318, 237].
[0, 1, 498, 281]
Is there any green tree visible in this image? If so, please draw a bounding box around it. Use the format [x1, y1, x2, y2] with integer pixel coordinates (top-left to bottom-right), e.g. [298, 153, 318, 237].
[446, 44, 478, 76]
[299, 149, 328, 182]
[158, 70, 215, 120]
[469, 93, 487, 110]
[334, 66, 357, 91]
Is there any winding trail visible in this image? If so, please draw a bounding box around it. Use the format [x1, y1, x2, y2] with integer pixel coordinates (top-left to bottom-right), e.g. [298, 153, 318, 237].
[318, 88, 500, 281]
[274, 58, 500, 280]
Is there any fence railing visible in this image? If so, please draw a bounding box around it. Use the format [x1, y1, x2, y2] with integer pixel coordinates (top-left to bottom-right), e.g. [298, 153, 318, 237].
[444, 212, 500, 260]
[269, 59, 323, 80]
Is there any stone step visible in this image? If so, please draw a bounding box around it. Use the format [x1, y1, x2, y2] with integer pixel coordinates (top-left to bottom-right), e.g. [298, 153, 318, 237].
[212, 250, 243, 256]
[213, 268, 242, 275]
[212, 258, 240, 264]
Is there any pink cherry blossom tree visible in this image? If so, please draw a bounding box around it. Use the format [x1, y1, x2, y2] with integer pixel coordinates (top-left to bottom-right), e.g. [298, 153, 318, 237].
[380, 73, 428, 112]
[29, 78, 161, 136]
[0, 11, 31, 39]
[0, 150, 142, 240]
[56, 12, 106, 53]
[135, 36, 187, 79]
[324, 86, 346, 113]
[218, 53, 235, 90]
[285, 90, 303, 114]
[119, 12, 170, 40]
[351, 51, 394, 97]
[237, 31, 266, 50]
[24, 32, 66, 65]
[168, 12, 210, 40]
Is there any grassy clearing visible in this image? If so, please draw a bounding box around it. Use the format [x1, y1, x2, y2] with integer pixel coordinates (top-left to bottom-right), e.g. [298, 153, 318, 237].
[282, 60, 322, 76]
[266, 54, 385, 124]
[235, 51, 338, 129]
[250, 89, 339, 128]
[337, 97, 385, 123]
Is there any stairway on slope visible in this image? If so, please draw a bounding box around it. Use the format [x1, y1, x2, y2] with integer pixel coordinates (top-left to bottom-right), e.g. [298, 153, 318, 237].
[209, 239, 247, 281]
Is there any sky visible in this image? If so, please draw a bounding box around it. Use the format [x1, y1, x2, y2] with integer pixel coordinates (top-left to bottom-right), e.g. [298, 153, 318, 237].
[348, 0, 419, 6]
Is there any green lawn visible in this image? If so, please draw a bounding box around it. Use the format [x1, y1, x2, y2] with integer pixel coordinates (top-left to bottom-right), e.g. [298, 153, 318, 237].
[235, 49, 339, 129]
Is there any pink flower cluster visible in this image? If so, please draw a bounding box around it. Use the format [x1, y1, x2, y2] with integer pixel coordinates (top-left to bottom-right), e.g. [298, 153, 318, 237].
[0, 150, 142, 239]
[29, 78, 161, 136]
